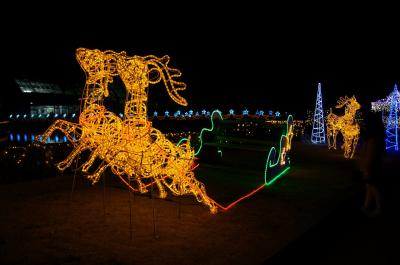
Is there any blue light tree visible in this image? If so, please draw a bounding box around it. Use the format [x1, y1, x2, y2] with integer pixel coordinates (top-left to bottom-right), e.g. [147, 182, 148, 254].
[311, 82, 326, 144]
[386, 84, 399, 151]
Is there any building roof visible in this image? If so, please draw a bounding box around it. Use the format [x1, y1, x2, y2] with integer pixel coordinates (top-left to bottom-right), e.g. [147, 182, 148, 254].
[15, 79, 80, 96]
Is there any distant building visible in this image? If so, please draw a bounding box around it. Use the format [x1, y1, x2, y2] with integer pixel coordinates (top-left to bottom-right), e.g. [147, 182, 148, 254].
[15, 79, 81, 117]
[5, 78, 126, 119]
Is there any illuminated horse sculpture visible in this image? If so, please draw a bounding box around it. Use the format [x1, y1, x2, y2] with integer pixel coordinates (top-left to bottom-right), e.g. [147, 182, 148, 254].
[37, 48, 217, 213]
[82, 51, 217, 212]
[326, 96, 361, 159]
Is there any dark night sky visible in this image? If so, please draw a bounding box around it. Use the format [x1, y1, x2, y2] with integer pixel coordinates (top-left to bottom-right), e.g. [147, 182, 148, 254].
[3, 4, 400, 118]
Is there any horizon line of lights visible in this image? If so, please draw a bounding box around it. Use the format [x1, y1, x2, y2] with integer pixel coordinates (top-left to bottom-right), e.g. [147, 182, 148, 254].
[146, 108, 281, 117]
[8, 109, 283, 120]
[8, 113, 77, 119]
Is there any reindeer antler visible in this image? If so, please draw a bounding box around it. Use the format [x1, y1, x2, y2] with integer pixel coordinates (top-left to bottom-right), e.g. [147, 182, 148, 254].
[146, 55, 188, 106]
[335, 96, 350, 108]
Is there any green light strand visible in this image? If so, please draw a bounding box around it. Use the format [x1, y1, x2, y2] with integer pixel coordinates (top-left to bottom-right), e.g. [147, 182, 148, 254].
[264, 114, 293, 185]
[265, 166, 291, 186]
[176, 137, 188, 147]
[176, 110, 223, 156]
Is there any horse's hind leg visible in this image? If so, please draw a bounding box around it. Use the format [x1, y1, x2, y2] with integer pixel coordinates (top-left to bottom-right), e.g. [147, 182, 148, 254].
[154, 177, 167, 198]
[136, 177, 148, 193]
[327, 127, 337, 149]
[327, 127, 332, 148]
[185, 172, 218, 214]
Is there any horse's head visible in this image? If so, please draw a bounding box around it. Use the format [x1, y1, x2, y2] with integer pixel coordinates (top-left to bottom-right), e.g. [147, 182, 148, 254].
[76, 48, 120, 97]
[145, 55, 188, 106]
[349, 95, 361, 111]
[116, 55, 149, 92]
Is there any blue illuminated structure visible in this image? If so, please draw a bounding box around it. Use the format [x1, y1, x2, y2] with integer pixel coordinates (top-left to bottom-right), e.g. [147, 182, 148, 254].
[311, 82, 326, 144]
[386, 84, 399, 151]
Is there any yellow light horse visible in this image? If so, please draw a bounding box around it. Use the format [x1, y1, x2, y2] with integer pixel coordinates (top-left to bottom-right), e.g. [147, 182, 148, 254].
[326, 96, 361, 159]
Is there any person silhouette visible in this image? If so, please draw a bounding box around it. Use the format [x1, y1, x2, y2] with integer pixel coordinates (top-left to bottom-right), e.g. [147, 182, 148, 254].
[359, 111, 386, 217]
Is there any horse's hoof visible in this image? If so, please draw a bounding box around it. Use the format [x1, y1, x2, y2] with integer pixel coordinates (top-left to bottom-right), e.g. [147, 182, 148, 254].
[158, 191, 167, 199]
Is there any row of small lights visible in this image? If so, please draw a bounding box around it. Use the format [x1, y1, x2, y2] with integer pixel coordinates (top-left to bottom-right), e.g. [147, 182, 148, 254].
[8, 133, 69, 143]
[9, 113, 77, 119]
[152, 109, 281, 118]
[9, 110, 281, 120]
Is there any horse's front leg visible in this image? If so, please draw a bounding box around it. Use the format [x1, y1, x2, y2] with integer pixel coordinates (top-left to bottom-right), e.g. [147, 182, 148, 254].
[82, 146, 102, 172]
[36, 119, 80, 143]
[57, 142, 90, 171]
[184, 171, 218, 214]
[332, 130, 338, 150]
[350, 136, 359, 159]
[87, 163, 109, 184]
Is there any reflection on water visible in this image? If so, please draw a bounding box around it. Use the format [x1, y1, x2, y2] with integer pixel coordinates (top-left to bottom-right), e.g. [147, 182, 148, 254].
[8, 133, 68, 144]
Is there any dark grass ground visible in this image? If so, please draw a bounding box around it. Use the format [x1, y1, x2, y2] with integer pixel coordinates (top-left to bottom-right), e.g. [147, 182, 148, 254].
[0, 142, 398, 264]
[266, 150, 400, 265]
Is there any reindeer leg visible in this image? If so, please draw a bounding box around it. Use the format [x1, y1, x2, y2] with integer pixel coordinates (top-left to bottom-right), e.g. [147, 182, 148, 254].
[350, 136, 358, 159]
[195, 182, 218, 214]
[87, 163, 109, 184]
[57, 143, 89, 171]
[326, 127, 331, 148]
[185, 172, 218, 214]
[136, 177, 148, 193]
[82, 147, 102, 172]
[342, 138, 349, 158]
[154, 177, 167, 198]
[36, 120, 79, 143]
[332, 130, 338, 150]
[327, 127, 335, 149]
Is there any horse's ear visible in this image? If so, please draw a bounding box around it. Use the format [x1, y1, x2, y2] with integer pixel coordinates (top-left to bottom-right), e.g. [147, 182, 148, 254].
[160, 55, 170, 65]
